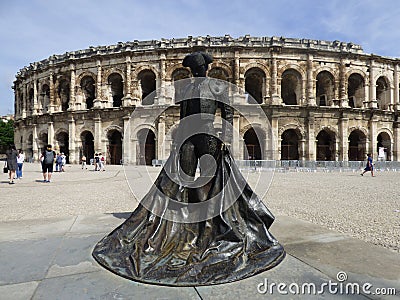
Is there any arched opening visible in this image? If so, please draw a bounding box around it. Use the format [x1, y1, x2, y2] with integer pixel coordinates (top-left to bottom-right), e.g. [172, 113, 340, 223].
[316, 71, 335, 106]
[376, 76, 390, 110]
[81, 131, 94, 162]
[137, 129, 156, 165]
[81, 76, 95, 109]
[348, 130, 366, 161]
[107, 130, 123, 164]
[172, 68, 191, 103]
[377, 132, 391, 161]
[138, 70, 156, 105]
[56, 131, 69, 163]
[281, 69, 302, 105]
[245, 68, 265, 104]
[58, 79, 70, 111]
[316, 130, 336, 161]
[41, 84, 50, 113]
[243, 127, 264, 160]
[281, 129, 300, 160]
[348, 73, 365, 108]
[38, 132, 48, 154]
[108, 73, 124, 107]
[208, 67, 229, 81]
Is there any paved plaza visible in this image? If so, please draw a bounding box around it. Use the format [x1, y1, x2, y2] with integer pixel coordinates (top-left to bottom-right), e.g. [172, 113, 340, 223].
[0, 163, 399, 299]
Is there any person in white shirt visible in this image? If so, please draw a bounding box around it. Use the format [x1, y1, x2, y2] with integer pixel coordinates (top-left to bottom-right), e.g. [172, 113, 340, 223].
[16, 149, 25, 179]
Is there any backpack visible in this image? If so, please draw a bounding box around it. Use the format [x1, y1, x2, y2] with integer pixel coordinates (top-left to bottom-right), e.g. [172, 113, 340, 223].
[44, 150, 55, 164]
[56, 155, 63, 163]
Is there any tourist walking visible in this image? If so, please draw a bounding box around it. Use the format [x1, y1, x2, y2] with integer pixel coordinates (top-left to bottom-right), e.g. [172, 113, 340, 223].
[81, 155, 87, 169]
[99, 153, 105, 171]
[40, 144, 56, 182]
[5, 144, 18, 184]
[361, 153, 375, 177]
[61, 152, 66, 172]
[16, 149, 25, 179]
[94, 153, 100, 171]
[55, 153, 62, 172]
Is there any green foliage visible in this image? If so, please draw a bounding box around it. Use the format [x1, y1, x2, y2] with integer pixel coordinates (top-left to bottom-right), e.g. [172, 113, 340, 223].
[0, 119, 14, 153]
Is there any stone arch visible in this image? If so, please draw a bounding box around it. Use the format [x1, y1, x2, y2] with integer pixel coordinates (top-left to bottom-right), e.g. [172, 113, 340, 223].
[347, 72, 366, 108]
[278, 123, 305, 139]
[56, 77, 70, 111]
[133, 64, 159, 80]
[40, 83, 50, 113]
[76, 71, 96, 86]
[38, 130, 48, 153]
[377, 129, 392, 161]
[80, 130, 95, 161]
[138, 69, 157, 105]
[348, 128, 368, 161]
[245, 67, 266, 104]
[208, 61, 233, 81]
[376, 76, 391, 110]
[278, 64, 306, 79]
[242, 62, 270, 78]
[208, 67, 230, 81]
[316, 70, 335, 106]
[80, 74, 96, 109]
[106, 127, 123, 165]
[135, 125, 157, 165]
[102, 67, 125, 84]
[315, 128, 336, 161]
[242, 125, 267, 160]
[166, 63, 189, 81]
[104, 125, 123, 139]
[107, 73, 124, 107]
[280, 128, 302, 160]
[281, 68, 303, 105]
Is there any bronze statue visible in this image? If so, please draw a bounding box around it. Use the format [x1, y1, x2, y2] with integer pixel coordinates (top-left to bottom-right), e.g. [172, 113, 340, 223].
[92, 52, 285, 286]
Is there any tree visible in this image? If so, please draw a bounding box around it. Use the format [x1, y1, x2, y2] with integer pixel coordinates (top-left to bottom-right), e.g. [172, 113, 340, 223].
[0, 119, 14, 153]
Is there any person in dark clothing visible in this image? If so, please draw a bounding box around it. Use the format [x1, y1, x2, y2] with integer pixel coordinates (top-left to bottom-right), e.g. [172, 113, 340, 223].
[39, 144, 56, 182]
[361, 153, 375, 177]
[6, 144, 18, 184]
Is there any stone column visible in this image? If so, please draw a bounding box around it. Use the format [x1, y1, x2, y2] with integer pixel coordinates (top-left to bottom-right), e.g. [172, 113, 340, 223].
[33, 124, 39, 162]
[307, 54, 316, 106]
[21, 85, 27, 118]
[157, 115, 166, 160]
[234, 51, 240, 87]
[339, 59, 348, 107]
[157, 53, 166, 105]
[48, 121, 54, 146]
[394, 64, 399, 111]
[307, 114, 316, 160]
[123, 114, 131, 164]
[270, 52, 281, 105]
[33, 77, 38, 115]
[68, 116, 76, 163]
[339, 113, 349, 161]
[369, 60, 378, 108]
[300, 139, 306, 161]
[94, 60, 102, 108]
[123, 55, 132, 106]
[271, 115, 280, 160]
[232, 114, 240, 159]
[69, 64, 76, 111]
[94, 113, 102, 153]
[49, 72, 56, 113]
[393, 121, 400, 161]
[369, 115, 378, 156]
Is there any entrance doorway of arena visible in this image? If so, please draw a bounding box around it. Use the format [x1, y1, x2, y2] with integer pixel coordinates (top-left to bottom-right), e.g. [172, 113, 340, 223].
[38, 132, 48, 154]
[137, 129, 156, 165]
[281, 129, 300, 160]
[316, 130, 336, 161]
[377, 132, 391, 161]
[56, 131, 69, 163]
[80, 131, 94, 162]
[243, 127, 264, 160]
[348, 130, 366, 161]
[107, 130, 123, 164]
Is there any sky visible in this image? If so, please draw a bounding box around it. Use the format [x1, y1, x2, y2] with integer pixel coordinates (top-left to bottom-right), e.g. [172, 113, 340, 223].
[1, 0, 400, 116]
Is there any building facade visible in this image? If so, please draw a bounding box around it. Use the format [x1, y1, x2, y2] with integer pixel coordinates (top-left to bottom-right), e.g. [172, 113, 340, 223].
[13, 35, 400, 164]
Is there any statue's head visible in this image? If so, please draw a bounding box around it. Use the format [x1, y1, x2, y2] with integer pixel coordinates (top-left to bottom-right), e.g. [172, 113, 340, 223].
[182, 52, 213, 77]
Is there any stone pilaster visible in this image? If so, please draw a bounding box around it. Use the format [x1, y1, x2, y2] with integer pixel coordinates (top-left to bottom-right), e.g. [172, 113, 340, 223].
[68, 116, 77, 163]
[393, 121, 400, 161]
[369, 60, 378, 109]
[307, 114, 316, 160]
[394, 64, 400, 111]
[339, 113, 349, 161]
[339, 59, 348, 107]
[33, 77, 38, 115]
[232, 114, 240, 159]
[49, 72, 56, 113]
[69, 64, 76, 111]
[270, 52, 281, 105]
[123, 114, 131, 164]
[307, 54, 316, 106]
[369, 114, 378, 156]
[48, 121, 54, 146]
[123, 55, 132, 106]
[94, 113, 102, 153]
[94, 59, 102, 108]
[157, 53, 166, 105]
[157, 115, 166, 160]
[271, 115, 280, 160]
[33, 124, 39, 162]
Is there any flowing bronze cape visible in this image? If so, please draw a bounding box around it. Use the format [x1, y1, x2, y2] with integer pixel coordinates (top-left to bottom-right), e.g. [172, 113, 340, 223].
[92, 145, 285, 286]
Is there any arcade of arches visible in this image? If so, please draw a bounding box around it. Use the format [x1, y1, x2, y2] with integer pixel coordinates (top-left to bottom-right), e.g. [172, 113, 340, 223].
[12, 36, 400, 164]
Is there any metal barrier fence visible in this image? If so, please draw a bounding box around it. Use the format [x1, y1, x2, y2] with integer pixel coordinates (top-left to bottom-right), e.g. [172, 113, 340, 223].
[235, 160, 400, 172]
